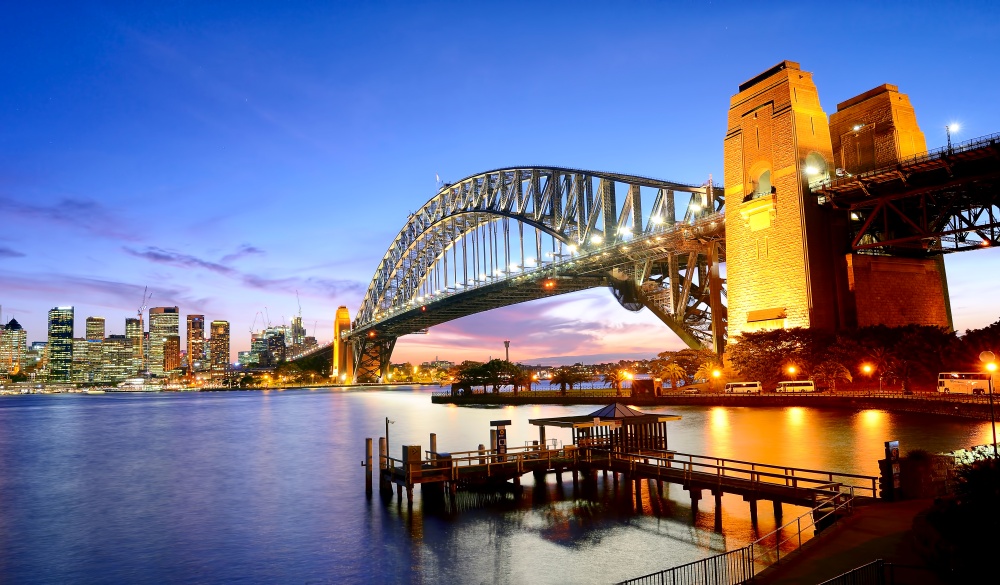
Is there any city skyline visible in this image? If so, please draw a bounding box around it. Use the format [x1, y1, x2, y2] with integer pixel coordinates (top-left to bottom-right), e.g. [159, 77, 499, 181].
[3, 2, 1000, 365]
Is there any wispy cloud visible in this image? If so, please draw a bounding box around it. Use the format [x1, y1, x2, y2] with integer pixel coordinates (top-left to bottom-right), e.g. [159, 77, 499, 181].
[124, 246, 236, 276]
[0, 196, 138, 241]
[0, 246, 25, 258]
[221, 244, 265, 263]
[124, 245, 365, 298]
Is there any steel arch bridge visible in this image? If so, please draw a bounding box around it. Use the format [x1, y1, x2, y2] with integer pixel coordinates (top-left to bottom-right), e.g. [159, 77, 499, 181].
[347, 166, 727, 382]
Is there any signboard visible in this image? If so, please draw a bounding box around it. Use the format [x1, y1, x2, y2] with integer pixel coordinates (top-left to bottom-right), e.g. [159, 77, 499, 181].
[885, 440, 901, 489]
[496, 426, 507, 456]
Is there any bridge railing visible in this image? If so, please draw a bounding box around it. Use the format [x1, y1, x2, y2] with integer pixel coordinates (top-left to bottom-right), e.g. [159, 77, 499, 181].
[818, 130, 1000, 190]
[617, 492, 859, 585]
[620, 449, 876, 498]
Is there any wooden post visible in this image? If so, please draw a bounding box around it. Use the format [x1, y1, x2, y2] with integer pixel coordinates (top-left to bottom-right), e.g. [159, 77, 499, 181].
[379, 437, 391, 496]
[690, 488, 702, 518]
[430, 433, 437, 460]
[773, 500, 783, 520]
[539, 425, 546, 449]
[714, 491, 723, 532]
[365, 438, 373, 498]
[478, 444, 486, 465]
[490, 430, 497, 463]
[748, 498, 759, 525]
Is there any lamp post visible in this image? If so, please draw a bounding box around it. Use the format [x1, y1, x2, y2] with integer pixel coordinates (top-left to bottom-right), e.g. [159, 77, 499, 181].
[946, 123, 959, 154]
[786, 365, 797, 380]
[980, 351, 998, 459]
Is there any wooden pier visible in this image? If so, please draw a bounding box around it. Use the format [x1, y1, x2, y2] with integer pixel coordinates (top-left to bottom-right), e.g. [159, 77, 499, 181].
[365, 404, 878, 527]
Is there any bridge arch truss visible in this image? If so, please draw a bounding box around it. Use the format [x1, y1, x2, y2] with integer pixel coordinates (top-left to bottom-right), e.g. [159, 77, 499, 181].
[350, 166, 726, 382]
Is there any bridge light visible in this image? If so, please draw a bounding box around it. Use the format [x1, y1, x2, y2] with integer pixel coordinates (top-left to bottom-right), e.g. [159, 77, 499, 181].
[947, 123, 960, 133]
[479, 273, 487, 280]
[509, 263, 519, 271]
[804, 165, 820, 176]
[590, 235, 603, 245]
[852, 124, 863, 132]
[525, 257, 537, 266]
[542, 279, 556, 290]
[651, 215, 664, 224]
[421, 306, 426, 312]
[368, 331, 376, 338]
[689, 203, 702, 212]
[567, 245, 577, 253]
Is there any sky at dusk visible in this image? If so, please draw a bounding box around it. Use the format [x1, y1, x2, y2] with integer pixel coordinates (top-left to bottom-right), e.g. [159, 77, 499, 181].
[3, 1, 1000, 365]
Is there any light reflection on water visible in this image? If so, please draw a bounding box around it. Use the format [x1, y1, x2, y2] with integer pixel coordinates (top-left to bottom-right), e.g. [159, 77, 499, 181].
[0, 387, 989, 584]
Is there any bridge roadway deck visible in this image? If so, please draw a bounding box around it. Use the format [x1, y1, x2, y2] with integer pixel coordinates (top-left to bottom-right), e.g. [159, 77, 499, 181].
[382, 445, 876, 508]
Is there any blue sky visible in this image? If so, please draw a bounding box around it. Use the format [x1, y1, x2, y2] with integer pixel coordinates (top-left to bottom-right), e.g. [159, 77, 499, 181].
[2, 1, 1000, 364]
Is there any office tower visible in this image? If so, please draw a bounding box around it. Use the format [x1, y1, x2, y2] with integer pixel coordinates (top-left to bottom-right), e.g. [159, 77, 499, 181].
[47, 307, 74, 383]
[186, 315, 205, 373]
[72, 338, 92, 383]
[148, 307, 179, 376]
[290, 316, 305, 348]
[0, 318, 27, 376]
[163, 335, 181, 373]
[209, 321, 230, 379]
[85, 317, 105, 341]
[99, 335, 133, 382]
[125, 318, 143, 373]
[84, 317, 105, 378]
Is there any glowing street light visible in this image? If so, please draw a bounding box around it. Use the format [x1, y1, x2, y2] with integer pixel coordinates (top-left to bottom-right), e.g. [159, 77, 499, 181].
[981, 351, 998, 458]
[787, 365, 797, 378]
[946, 123, 960, 153]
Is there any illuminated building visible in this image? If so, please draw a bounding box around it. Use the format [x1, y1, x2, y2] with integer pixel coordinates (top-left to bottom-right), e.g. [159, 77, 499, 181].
[148, 307, 179, 377]
[291, 316, 305, 348]
[99, 335, 134, 382]
[125, 318, 143, 372]
[47, 306, 74, 383]
[0, 319, 27, 376]
[85, 316, 105, 379]
[163, 335, 181, 373]
[85, 317, 105, 341]
[209, 320, 230, 379]
[72, 338, 94, 383]
[186, 314, 205, 373]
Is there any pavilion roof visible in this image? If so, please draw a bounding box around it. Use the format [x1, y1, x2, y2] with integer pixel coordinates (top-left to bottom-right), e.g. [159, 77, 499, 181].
[528, 402, 681, 428]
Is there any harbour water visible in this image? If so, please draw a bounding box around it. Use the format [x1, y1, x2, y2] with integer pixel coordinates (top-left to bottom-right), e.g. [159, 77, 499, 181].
[0, 387, 990, 584]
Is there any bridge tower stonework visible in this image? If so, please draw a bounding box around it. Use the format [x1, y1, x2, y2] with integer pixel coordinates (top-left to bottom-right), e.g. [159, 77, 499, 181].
[332, 306, 353, 383]
[724, 61, 841, 338]
[724, 61, 952, 340]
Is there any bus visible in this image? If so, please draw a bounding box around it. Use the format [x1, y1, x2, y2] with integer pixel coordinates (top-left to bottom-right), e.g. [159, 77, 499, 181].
[775, 380, 816, 393]
[937, 372, 992, 395]
[724, 381, 762, 394]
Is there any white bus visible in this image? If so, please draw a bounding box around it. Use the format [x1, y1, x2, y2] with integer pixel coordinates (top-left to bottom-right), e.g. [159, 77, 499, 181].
[725, 381, 762, 394]
[937, 372, 992, 395]
[775, 380, 816, 393]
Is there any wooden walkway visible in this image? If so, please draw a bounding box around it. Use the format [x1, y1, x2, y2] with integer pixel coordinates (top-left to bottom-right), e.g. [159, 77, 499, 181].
[377, 442, 877, 519]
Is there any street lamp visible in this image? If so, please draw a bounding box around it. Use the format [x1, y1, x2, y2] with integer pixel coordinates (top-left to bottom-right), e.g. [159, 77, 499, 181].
[946, 123, 960, 153]
[980, 351, 998, 459]
[786, 365, 797, 379]
[712, 369, 722, 392]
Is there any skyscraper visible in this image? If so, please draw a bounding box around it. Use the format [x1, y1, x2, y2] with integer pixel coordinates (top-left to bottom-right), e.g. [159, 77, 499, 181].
[125, 317, 143, 373]
[85, 317, 105, 341]
[0, 319, 27, 376]
[209, 320, 230, 380]
[290, 316, 305, 348]
[163, 335, 181, 373]
[85, 317, 105, 379]
[47, 306, 74, 383]
[148, 307, 179, 377]
[186, 314, 205, 373]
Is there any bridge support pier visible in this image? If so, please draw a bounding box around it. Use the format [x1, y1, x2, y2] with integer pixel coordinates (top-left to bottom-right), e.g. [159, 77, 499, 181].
[773, 500, 783, 520]
[688, 488, 702, 519]
[746, 497, 759, 525]
[634, 477, 643, 510]
[713, 491, 723, 532]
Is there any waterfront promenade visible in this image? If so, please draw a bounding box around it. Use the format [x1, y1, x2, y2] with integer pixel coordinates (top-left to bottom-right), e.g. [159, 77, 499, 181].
[432, 387, 1000, 421]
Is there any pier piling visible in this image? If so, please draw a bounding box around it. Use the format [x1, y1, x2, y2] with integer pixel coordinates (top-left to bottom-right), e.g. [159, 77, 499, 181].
[365, 438, 373, 498]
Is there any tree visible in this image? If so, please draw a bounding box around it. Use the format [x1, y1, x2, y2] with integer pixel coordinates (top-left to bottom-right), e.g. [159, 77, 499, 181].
[657, 362, 687, 393]
[550, 367, 589, 395]
[694, 361, 724, 391]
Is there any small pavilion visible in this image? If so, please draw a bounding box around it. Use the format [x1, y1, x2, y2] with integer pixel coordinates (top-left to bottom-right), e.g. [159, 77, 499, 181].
[528, 403, 681, 453]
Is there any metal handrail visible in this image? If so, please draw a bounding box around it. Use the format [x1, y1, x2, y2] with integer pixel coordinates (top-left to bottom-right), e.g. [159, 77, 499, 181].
[618, 493, 858, 585]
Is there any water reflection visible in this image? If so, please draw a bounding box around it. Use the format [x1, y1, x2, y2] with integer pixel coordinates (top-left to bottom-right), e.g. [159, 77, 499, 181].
[0, 389, 991, 584]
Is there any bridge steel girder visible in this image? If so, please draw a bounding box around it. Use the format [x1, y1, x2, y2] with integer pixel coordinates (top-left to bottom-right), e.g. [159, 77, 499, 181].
[350, 167, 727, 381]
[817, 132, 1000, 255]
